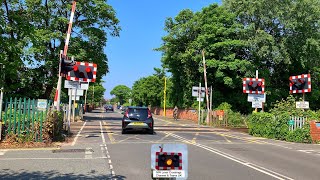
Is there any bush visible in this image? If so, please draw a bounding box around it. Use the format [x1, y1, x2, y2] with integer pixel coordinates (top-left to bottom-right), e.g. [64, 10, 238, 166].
[216, 102, 246, 127]
[247, 95, 313, 143]
[248, 112, 275, 138]
[286, 123, 311, 143]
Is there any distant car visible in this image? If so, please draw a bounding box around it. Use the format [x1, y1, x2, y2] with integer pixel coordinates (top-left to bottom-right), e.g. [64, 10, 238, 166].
[121, 106, 154, 134]
[105, 105, 114, 112]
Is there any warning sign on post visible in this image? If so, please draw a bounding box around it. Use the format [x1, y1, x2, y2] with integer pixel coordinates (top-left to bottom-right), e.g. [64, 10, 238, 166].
[151, 144, 188, 180]
[252, 100, 262, 108]
[153, 170, 185, 178]
[296, 101, 309, 109]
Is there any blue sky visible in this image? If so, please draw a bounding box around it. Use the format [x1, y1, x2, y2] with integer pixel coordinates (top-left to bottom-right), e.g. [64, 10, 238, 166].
[102, 0, 221, 99]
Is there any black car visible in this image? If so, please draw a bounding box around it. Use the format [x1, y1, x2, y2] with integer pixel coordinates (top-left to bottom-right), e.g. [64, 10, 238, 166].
[105, 105, 114, 112]
[121, 106, 154, 134]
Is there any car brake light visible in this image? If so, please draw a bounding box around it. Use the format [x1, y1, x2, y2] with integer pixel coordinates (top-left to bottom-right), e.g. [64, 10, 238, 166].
[124, 109, 129, 118]
[147, 110, 152, 118]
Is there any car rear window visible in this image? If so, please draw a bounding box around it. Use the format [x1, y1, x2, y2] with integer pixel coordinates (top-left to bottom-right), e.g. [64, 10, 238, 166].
[128, 108, 148, 119]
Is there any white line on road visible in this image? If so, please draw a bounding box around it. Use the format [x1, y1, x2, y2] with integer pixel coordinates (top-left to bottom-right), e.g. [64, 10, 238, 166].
[100, 120, 116, 178]
[0, 157, 109, 160]
[0, 150, 7, 155]
[71, 121, 87, 146]
[167, 132, 294, 180]
[100, 121, 106, 144]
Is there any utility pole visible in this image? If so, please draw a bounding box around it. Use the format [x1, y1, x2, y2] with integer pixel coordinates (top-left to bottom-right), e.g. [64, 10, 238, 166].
[163, 77, 166, 117]
[202, 50, 210, 125]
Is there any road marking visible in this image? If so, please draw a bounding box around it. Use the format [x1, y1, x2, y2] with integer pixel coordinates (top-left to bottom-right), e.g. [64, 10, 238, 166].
[191, 132, 199, 143]
[0, 147, 60, 151]
[0, 150, 7, 155]
[220, 134, 232, 143]
[116, 136, 134, 143]
[100, 119, 116, 178]
[71, 121, 87, 146]
[103, 121, 115, 143]
[156, 132, 172, 142]
[100, 121, 106, 144]
[85, 147, 93, 159]
[0, 157, 109, 160]
[298, 150, 314, 154]
[166, 132, 294, 180]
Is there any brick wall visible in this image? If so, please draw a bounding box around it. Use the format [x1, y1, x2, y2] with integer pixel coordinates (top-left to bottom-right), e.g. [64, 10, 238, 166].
[150, 107, 199, 123]
[309, 120, 320, 143]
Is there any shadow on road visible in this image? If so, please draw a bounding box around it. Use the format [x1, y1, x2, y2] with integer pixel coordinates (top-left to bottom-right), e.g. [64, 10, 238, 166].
[0, 169, 127, 180]
[83, 116, 122, 121]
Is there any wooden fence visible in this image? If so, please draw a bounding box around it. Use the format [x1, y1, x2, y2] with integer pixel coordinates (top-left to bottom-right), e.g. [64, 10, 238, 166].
[1, 97, 51, 142]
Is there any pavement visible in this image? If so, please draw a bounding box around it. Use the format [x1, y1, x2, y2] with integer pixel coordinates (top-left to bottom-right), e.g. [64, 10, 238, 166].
[1, 108, 320, 179]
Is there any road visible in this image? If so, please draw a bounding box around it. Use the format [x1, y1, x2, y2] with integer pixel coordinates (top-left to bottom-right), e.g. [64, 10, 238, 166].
[1, 109, 320, 180]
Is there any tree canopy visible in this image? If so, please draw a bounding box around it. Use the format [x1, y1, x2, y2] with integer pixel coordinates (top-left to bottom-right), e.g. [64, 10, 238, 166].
[158, 4, 251, 111]
[110, 85, 131, 105]
[154, 0, 320, 112]
[1, 0, 120, 99]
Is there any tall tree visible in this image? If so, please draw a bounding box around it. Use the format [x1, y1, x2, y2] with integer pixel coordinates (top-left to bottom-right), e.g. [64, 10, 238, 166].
[87, 83, 106, 105]
[223, 0, 320, 109]
[132, 75, 163, 107]
[110, 85, 131, 105]
[0, 0, 120, 99]
[158, 4, 251, 111]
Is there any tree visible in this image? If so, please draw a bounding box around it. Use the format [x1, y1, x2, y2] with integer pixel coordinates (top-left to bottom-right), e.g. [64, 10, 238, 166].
[223, 0, 320, 110]
[0, 0, 120, 99]
[110, 85, 131, 105]
[158, 4, 251, 111]
[87, 83, 106, 106]
[132, 75, 163, 107]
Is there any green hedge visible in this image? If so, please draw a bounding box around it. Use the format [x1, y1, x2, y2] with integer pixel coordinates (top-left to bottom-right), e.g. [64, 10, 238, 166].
[248, 112, 312, 143]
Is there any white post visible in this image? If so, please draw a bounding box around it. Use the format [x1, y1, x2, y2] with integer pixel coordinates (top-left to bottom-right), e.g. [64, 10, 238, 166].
[202, 50, 210, 125]
[68, 88, 72, 134]
[198, 82, 201, 125]
[84, 82, 89, 112]
[0, 64, 4, 133]
[255, 70, 258, 112]
[210, 86, 213, 112]
[73, 86, 77, 122]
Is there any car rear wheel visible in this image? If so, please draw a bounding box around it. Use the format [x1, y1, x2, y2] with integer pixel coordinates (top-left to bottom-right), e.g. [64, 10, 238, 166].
[148, 127, 154, 135]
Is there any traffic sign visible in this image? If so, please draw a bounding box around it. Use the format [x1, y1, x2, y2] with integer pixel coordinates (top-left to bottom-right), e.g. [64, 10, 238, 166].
[248, 94, 266, 103]
[68, 89, 84, 96]
[64, 80, 79, 89]
[79, 83, 89, 90]
[252, 100, 262, 108]
[288, 120, 294, 126]
[151, 144, 188, 179]
[37, 99, 47, 111]
[296, 101, 309, 109]
[71, 96, 80, 101]
[196, 98, 204, 102]
[192, 86, 210, 97]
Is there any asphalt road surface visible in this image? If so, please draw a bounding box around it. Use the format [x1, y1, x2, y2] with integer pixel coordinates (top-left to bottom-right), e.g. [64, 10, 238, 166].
[1, 109, 320, 180]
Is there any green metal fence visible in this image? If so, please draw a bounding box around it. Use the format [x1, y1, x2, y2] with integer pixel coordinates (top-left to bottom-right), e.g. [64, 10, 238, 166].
[1, 97, 51, 142]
